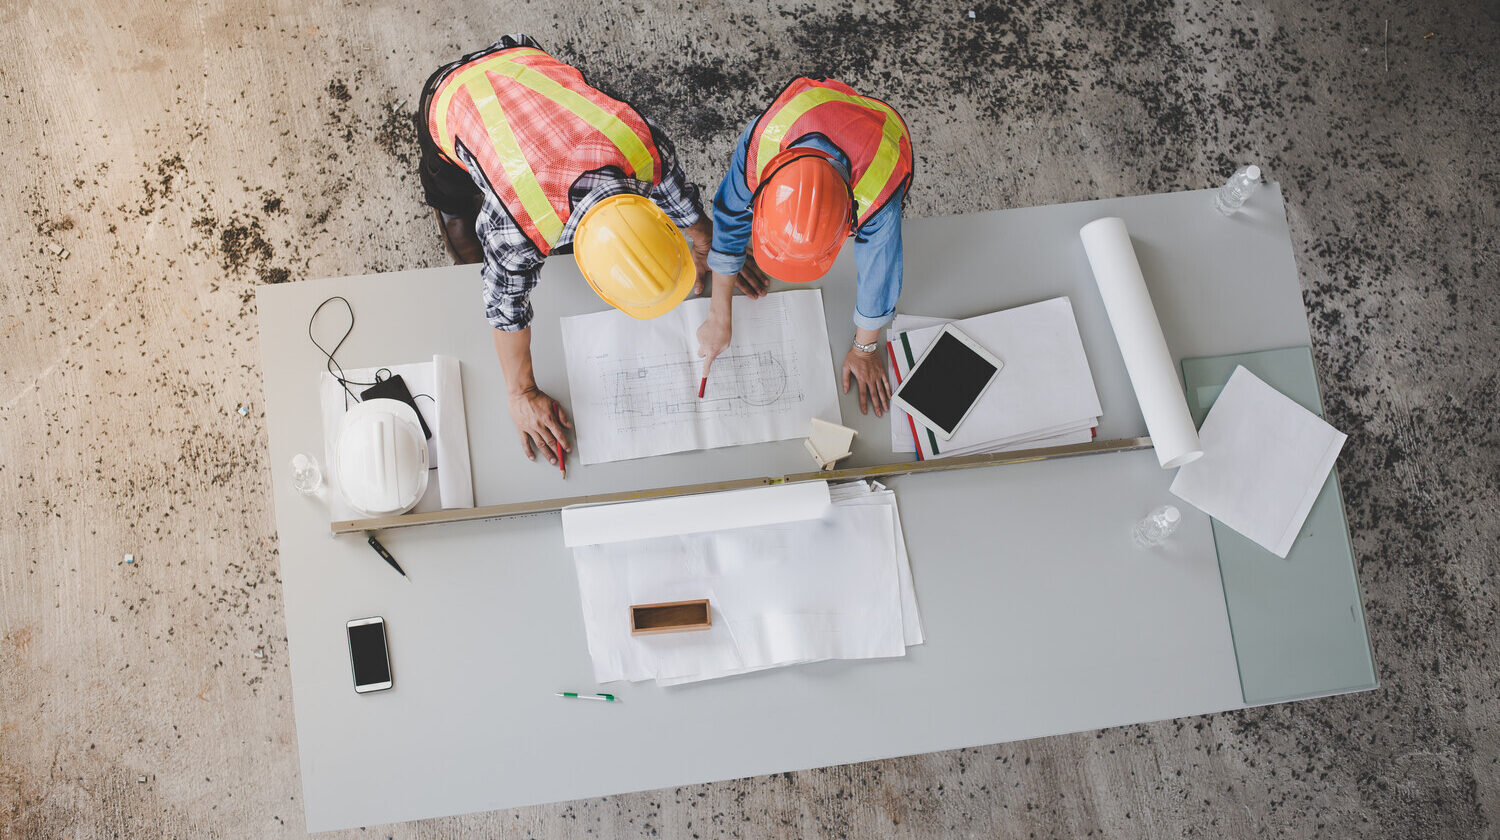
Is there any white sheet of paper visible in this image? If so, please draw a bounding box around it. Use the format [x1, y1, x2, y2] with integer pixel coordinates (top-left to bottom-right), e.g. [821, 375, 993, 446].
[1169, 366, 1347, 558]
[318, 355, 474, 521]
[653, 481, 921, 686]
[922, 425, 1097, 459]
[891, 298, 1102, 459]
[561, 482, 831, 547]
[561, 289, 841, 465]
[573, 504, 905, 684]
[827, 481, 923, 646]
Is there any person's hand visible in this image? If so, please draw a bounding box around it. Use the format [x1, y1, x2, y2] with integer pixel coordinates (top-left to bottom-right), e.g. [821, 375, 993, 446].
[842, 345, 891, 417]
[688, 218, 713, 295]
[508, 386, 571, 465]
[735, 253, 772, 299]
[696, 312, 732, 380]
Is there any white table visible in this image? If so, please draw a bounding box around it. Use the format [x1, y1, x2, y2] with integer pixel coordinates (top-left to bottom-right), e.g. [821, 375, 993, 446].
[257, 185, 1368, 832]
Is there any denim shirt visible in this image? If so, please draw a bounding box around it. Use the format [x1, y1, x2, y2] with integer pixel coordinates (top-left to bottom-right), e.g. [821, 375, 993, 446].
[708, 120, 905, 330]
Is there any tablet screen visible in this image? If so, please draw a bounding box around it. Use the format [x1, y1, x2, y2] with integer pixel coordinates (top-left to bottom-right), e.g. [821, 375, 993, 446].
[898, 331, 999, 433]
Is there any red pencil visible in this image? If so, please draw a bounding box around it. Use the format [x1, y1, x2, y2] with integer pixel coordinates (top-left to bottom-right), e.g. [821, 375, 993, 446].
[698, 377, 707, 398]
[553, 406, 566, 478]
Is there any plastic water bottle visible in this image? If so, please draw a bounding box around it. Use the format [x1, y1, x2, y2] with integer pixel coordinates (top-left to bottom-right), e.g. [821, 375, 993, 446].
[291, 453, 324, 497]
[1133, 505, 1182, 548]
[1214, 165, 1261, 215]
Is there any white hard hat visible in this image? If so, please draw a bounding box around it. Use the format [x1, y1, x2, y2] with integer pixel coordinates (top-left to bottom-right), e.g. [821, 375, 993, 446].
[336, 398, 429, 518]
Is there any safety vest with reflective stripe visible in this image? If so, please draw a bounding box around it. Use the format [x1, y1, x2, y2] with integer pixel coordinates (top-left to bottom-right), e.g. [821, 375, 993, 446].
[745, 78, 913, 227]
[427, 47, 664, 254]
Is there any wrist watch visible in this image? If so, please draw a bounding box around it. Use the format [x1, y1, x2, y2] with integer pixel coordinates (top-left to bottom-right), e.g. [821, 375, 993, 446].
[853, 339, 879, 355]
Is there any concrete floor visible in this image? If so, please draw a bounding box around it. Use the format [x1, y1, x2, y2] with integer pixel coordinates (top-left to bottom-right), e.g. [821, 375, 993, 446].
[2, 0, 1497, 837]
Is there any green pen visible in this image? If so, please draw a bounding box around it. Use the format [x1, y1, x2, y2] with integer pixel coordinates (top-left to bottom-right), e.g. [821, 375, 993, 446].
[555, 691, 616, 702]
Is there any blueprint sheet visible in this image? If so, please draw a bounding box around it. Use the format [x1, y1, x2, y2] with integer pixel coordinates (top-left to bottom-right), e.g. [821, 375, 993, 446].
[561, 289, 842, 465]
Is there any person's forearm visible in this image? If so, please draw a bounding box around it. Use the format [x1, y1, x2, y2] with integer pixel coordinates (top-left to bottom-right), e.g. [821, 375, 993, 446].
[708, 272, 735, 322]
[685, 217, 713, 250]
[491, 327, 537, 396]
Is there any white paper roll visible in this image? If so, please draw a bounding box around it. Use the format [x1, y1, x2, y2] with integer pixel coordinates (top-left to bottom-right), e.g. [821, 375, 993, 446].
[1079, 217, 1203, 469]
[433, 354, 475, 509]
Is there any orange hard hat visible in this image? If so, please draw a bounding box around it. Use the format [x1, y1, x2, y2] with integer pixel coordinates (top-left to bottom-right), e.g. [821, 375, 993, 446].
[750, 149, 853, 283]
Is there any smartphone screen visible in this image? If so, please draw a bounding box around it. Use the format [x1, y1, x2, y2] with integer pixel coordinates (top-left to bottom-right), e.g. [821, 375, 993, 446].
[347, 618, 392, 693]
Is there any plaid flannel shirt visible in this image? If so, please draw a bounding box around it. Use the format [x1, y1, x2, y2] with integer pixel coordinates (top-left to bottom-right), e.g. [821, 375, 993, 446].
[455, 116, 703, 332]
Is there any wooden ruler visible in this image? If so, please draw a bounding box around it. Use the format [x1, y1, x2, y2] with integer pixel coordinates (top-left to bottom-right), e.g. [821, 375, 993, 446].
[330, 436, 1153, 535]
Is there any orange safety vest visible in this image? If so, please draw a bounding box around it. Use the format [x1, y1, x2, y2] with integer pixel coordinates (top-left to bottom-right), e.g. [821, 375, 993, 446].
[427, 47, 664, 254]
[745, 78, 913, 227]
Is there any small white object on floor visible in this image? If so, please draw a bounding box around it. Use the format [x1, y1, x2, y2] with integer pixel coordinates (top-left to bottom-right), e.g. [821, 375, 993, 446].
[253, 647, 266, 659]
[804, 418, 857, 470]
[137, 775, 147, 784]
[123, 554, 134, 565]
[1169, 366, 1347, 558]
[237, 405, 250, 417]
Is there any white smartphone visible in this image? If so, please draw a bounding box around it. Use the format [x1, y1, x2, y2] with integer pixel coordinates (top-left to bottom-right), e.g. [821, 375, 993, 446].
[346, 616, 393, 693]
[891, 324, 1005, 441]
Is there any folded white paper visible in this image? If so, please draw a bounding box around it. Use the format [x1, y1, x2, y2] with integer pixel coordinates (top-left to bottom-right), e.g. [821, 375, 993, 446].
[1079, 217, 1203, 469]
[433, 355, 474, 510]
[1169, 367, 1346, 558]
[572, 480, 920, 686]
[561, 481, 831, 548]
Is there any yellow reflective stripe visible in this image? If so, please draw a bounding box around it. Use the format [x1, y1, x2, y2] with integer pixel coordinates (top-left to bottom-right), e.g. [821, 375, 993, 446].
[851, 110, 906, 218]
[432, 49, 546, 160]
[433, 58, 563, 244]
[755, 86, 907, 218]
[464, 79, 564, 243]
[486, 56, 655, 183]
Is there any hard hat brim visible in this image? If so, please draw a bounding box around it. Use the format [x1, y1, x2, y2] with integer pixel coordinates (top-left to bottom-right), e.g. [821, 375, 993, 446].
[751, 238, 842, 284]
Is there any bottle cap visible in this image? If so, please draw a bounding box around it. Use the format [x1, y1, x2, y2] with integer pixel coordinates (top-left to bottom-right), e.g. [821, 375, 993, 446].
[1245, 165, 1261, 180]
[1163, 506, 1181, 522]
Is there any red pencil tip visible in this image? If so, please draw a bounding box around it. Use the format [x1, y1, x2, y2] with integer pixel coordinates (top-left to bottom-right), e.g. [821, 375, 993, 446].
[698, 377, 707, 399]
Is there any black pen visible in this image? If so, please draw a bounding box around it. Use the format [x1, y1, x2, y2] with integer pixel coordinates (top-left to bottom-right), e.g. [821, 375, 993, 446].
[366, 533, 408, 579]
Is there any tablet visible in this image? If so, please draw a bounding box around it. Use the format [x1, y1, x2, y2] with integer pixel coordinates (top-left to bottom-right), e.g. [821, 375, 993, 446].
[891, 324, 1004, 440]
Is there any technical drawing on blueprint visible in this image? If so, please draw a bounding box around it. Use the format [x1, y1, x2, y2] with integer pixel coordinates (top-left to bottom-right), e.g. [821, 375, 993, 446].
[561, 289, 842, 464]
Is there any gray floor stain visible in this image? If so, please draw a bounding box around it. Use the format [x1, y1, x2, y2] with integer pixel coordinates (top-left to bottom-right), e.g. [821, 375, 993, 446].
[1, 1, 1498, 838]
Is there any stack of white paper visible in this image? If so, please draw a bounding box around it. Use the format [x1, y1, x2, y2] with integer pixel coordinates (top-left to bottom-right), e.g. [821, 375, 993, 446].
[318, 355, 475, 521]
[886, 298, 1102, 460]
[1169, 366, 1347, 558]
[567, 480, 922, 686]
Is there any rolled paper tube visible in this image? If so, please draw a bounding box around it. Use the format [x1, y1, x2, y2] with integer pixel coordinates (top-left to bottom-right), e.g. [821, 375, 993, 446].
[1079, 217, 1204, 469]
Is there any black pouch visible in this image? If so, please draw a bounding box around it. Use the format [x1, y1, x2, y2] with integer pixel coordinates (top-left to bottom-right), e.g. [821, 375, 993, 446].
[360, 374, 432, 440]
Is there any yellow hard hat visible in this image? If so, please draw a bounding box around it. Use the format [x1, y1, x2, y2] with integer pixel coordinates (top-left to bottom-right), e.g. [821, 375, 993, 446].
[574, 193, 695, 319]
